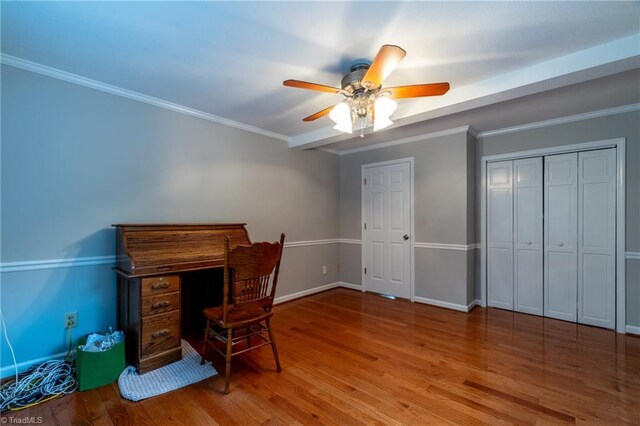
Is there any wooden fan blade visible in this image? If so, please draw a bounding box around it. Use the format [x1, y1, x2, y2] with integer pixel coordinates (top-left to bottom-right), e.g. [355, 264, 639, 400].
[283, 79, 342, 94]
[303, 105, 336, 122]
[362, 45, 407, 89]
[387, 83, 450, 99]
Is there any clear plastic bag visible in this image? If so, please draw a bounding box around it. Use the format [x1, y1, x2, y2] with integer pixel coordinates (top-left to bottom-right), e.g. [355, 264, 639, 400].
[80, 330, 124, 352]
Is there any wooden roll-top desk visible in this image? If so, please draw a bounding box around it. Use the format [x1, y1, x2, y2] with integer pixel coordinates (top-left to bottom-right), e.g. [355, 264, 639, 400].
[114, 223, 252, 373]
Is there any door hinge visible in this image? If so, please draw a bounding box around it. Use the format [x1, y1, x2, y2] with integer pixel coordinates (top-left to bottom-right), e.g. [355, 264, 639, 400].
[364, 223, 367, 230]
[364, 178, 367, 185]
[364, 267, 367, 275]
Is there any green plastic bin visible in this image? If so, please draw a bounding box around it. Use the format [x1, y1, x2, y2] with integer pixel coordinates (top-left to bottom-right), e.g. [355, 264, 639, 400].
[75, 336, 126, 391]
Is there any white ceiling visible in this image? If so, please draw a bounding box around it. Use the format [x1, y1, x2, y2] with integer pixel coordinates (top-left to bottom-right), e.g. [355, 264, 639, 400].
[2, 1, 639, 150]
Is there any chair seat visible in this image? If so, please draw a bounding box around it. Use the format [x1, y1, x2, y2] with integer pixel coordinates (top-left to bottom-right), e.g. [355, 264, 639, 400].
[203, 301, 273, 328]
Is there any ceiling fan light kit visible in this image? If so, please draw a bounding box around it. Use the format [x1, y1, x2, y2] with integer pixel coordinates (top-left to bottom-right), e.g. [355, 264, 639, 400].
[329, 101, 353, 134]
[283, 45, 450, 136]
[328, 94, 397, 135]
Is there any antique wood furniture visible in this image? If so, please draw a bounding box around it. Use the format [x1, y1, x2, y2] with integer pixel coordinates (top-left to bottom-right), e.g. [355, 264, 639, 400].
[114, 223, 251, 374]
[200, 233, 285, 393]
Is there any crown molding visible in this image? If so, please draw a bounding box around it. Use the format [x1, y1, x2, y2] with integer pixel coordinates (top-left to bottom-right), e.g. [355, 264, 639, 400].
[1, 53, 290, 143]
[337, 125, 474, 156]
[477, 103, 640, 139]
[466, 126, 478, 138]
[316, 147, 341, 156]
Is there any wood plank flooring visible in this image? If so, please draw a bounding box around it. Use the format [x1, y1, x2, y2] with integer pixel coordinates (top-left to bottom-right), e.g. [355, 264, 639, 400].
[4, 288, 639, 425]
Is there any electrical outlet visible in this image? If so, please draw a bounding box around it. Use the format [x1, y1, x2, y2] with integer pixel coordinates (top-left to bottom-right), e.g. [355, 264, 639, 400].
[322, 265, 327, 275]
[65, 312, 77, 329]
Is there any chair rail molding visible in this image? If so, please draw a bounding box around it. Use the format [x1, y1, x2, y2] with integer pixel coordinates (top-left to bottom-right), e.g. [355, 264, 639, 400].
[414, 242, 479, 251]
[1, 239, 347, 273]
[0, 255, 117, 273]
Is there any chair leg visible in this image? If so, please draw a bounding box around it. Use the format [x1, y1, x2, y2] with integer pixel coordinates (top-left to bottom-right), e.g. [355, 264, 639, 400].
[265, 318, 282, 372]
[200, 319, 210, 365]
[224, 327, 233, 394]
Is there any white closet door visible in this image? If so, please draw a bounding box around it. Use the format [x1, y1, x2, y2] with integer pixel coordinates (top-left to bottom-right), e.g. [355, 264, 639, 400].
[513, 158, 543, 315]
[487, 161, 513, 310]
[544, 153, 578, 322]
[578, 149, 616, 329]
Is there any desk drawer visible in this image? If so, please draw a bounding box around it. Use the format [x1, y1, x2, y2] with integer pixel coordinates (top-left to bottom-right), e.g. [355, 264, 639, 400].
[141, 275, 180, 296]
[141, 311, 180, 357]
[142, 292, 180, 316]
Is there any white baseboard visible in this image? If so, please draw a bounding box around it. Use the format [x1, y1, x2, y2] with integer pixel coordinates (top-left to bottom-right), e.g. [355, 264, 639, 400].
[467, 299, 481, 311]
[336, 282, 363, 291]
[274, 281, 365, 305]
[274, 282, 340, 305]
[414, 296, 477, 313]
[626, 325, 640, 336]
[0, 350, 68, 379]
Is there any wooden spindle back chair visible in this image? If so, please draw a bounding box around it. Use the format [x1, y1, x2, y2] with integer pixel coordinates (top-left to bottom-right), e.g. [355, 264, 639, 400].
[200, 233, 285, 393]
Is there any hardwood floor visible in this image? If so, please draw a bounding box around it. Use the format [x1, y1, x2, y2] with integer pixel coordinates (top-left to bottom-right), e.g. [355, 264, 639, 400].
[5, 288, 639, 425]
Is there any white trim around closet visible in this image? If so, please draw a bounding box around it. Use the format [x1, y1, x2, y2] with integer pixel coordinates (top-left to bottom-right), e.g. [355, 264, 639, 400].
[480, 138, 626, 333]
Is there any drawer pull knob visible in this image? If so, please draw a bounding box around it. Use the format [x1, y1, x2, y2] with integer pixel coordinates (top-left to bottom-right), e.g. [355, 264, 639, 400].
[151, 282, 171, 290]
[151, 301, 171, 309]
[151, 329, 170, 338]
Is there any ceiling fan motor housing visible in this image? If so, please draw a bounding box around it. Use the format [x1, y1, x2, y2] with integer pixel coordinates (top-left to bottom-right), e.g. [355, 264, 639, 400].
[341, 63, 371, 94]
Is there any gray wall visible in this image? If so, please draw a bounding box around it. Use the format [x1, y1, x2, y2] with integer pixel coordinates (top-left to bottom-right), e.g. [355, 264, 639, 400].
[0, 65, 340, 370]
[2, 62, 638, 374]
[338, 131, 476, 306]
[338, 242, 361, 285]
[478, 110, 640, 326]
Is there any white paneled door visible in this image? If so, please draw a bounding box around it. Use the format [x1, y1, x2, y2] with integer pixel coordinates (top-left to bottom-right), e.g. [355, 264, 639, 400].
[544, 153, 578, 322]
[487, 161, 514, 310]
[578, 149, 616, 329]
[485, 148, 618, 330]
[362, 160, 412, 299]
[513, 158, 543, 315]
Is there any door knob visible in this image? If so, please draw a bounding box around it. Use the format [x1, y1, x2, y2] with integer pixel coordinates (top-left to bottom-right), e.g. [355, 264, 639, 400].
[527, 241, 532, 245]
[403, 234, 409, 241]
[559, 242, 564, 247]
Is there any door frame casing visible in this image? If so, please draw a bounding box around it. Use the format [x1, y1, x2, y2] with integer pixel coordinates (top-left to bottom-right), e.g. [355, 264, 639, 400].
[361, 157, 415, 301]
[480, 138, 626, 333]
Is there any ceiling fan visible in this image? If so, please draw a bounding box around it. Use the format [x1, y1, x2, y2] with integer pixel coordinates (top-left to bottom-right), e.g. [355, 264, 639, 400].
[283, 45, 450, 135]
